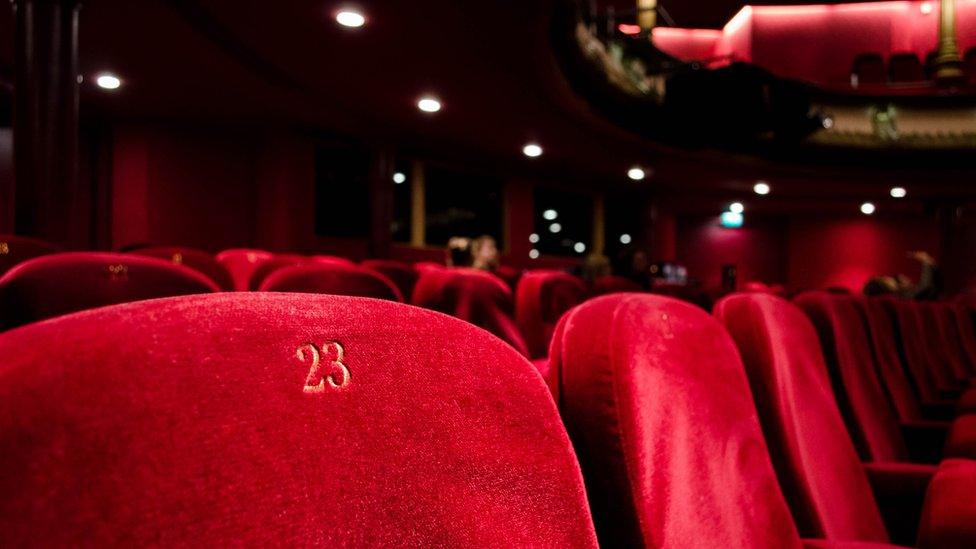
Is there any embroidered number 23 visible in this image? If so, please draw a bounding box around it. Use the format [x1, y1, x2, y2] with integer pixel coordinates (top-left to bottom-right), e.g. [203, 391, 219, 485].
[295, 341, 350, 392]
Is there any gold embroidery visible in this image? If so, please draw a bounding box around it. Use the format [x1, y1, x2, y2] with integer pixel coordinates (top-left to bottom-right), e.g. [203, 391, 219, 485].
[296, 341, 350, 392]
[106, 264, 129, 281]
[0, 242, 8, 255]
[171, 253, 183, 265]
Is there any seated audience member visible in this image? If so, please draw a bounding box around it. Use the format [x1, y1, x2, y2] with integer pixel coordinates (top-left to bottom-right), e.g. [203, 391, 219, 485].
[863, 251, 942, 300]
[446, 237, 471, 267]
[470, 235, 500, 272]
[581, 253, 611, 284]
[613, 247, 651, 290]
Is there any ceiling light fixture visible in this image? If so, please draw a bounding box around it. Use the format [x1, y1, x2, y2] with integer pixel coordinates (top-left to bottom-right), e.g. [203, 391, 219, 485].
[336, 10, 366, 27]
[729, 202, 745, 214]
[392, 172, 406, 184]
[417, 97, 441, 113]
[549, 222, 562, 234]
[619, 233, 632, 245]
[574, 242, 586, 253]
[529, 249, 540, 259]
[753, 182, 771, 195]
[523, 143, 543, 158]
[861, 202, 876, 215]
[890, 187, 907, 198]
[627, 167, 646, 181]
[95, 73, 122, 90]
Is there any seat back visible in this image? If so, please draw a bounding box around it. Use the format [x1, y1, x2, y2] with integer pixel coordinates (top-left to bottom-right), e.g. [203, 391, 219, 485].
[883, 299, 943, 402]
[414, 268, 528, 357]
[888, 53, 925, 83]
[132, 246, 234, 290]
[260, 263, 403, 302]
[794, 292, 908, 463]
[0, 234, 60, 277]
[551, 294, 801, 548]
[905, 301, 962, 393]
[953, 304, 976, 371]
[856, 298, 922, 422]
[589, 275, 642, 296]
[515, 270, 587, 358]
[714, 293, 889, 543]
[0, 294, 597, 546]
[852, 53, 885, 85]
[216, 248, 273, 291]
[925, 302, 974, 383]
[361, 259, 418, 299]
[0, 252, 219, 330]
[248, 254, 306, 290]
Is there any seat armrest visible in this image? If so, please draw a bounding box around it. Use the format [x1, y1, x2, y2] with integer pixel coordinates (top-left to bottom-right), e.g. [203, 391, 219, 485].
[864, 462, 937, 546]
[901, 420, 950, 464]
[917, 459, 976, 548]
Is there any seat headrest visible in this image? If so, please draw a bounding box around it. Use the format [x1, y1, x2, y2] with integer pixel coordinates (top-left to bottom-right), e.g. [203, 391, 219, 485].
[259, 263, 404, 302]
[551, 293, 800, 548]
[0, 293, 597, 546]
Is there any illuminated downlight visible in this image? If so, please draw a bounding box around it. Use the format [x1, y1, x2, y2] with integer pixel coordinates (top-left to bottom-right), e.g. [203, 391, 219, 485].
[543, 209, 558, 220]
[753, 182, 771, 195]
[417, 97, 441, 113]
[529, 233, 540, 243]
[95, 73, 122, 90]
[336, 10, 366, 27]
[549, 223, 562, 233]
[523, 143, 543, 157]
[729, 202, 745, 214]
[619, 233, 632, 244]
[890, 187, 907, 198]
[392, 172, 406, 184]
[574, 242, 586, 253]
[861, 202, 876, 215]
[627, 167, 646, 181]
[529, 249, 540, 259]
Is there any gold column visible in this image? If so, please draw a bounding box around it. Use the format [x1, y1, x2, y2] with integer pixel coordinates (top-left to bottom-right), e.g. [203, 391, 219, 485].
[637, 0, 657, 34]
[410, 160, 425, 247]
[592, 193, 605, 256]
[934, 0, 964, 82]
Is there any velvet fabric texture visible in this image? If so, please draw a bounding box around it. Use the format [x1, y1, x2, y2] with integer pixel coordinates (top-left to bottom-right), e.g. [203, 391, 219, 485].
[952, 305, 976, 370]
[931, 304, 976, 380]
[0, 293, 598, 546]
[857, 298, 926, 423]
[0, 234, 60, 277]
[215, 248, 273, 291]
[917, 303, 971, 387]
[589, 275, 643, 296]
[550, 294, 802, 548]
[795, 292, 911, 463]
[714, 293, 890, 543]
[917, 459, 976, 549]
[361, 259, 418, 299]
[132, 246, 235, 290]
[884, 300, 961, 398]
[413, 268, 529, 357]
[0, 252, 219, 330]
[259, 263, 403, 302]
[515, 270, 588, 359]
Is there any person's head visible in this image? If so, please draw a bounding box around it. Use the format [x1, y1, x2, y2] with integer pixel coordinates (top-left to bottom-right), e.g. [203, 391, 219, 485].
[863, 276, 899, 297]
[582, 253, 611, 283]
[446, 237, 471, 268]
[470, 235, 499, 271]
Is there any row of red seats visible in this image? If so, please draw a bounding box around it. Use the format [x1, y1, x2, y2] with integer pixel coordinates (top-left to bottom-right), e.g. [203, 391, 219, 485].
[3, 288, 974, 545]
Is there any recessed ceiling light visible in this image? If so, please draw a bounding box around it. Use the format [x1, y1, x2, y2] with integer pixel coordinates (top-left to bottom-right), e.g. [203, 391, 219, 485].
[619, 233, 632, 245]
[627, 167, 645, 181]
[753, 182, 771, 195]
[392, 172, 406, 184]
[920, 2, 933, 15]
[523, 143, 543, 158]
[336, 10, 366, 28]
[529, 249, 540, 259]
[729, 202, 745, 214]
[861, 202, 876, 215]
[417, 97, 441, 113]
[890, 187, 907, 198]
[549, 222, 562, 234]
[574, 242, 586, 253]
[528, 233, 540, 243]
[95, 73, 122, 90]
[543, 209, 558, 221]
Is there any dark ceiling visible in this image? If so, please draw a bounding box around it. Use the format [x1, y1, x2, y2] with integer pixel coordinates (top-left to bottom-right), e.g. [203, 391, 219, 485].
[1, 0, 974, 211]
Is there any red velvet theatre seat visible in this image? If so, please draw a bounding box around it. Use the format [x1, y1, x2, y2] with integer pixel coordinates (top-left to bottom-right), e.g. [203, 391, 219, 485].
[716, 293, 976, 547]
[885, 299, 962, 401]
[0, 234, 60, 277]
[216, 248, 273, 291]
[515, 270, 587, 359]
[0, 294, 598, 546]
[0, 252, 219, 330]
[361, 259, 418, 299]
[549, 294, 802, 547]
[413, 267, 529, 357]
[248, 254, 307, 291]
[132, 246, 235, 291]
[259, 263, 403, 302]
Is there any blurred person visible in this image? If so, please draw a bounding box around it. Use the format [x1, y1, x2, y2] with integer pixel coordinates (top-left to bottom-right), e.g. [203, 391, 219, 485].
[446, 237, 471, 268]
[470, 235, 500, 271]
[862, 250, 942, 300]
[614, 247, 652, 289]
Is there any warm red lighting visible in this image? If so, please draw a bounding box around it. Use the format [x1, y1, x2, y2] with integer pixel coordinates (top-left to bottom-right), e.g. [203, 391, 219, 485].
[618, 23, 641, 36]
